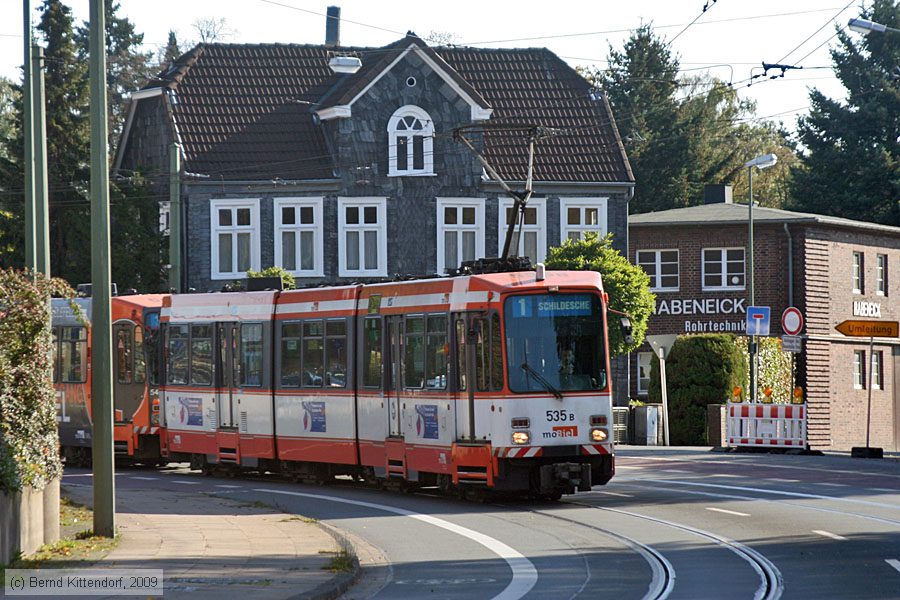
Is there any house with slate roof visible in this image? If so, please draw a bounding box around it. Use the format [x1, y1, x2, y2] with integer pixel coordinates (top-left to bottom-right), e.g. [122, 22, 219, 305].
[115, 18, 633, 293]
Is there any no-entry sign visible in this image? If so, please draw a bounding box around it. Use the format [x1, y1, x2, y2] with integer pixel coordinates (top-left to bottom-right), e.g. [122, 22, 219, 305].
[781, 307, 804, 336]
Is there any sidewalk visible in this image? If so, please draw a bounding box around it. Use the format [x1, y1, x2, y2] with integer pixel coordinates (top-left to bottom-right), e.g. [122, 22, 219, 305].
[61, 484, 358, 600]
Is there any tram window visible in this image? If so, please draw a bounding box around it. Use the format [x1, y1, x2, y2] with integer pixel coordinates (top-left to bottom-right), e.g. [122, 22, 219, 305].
[240, 323, 263, 387]
[490, 313, 503, 391]
[302, 320, 324, 387]
[362, 317, 382, 388]
[325, 319, 347, 388]
[52, 327, 60, 384]
[190, 324, 213, 386]
[280, 322, 302, 387]
[404, 316, 425, 388]
[59, 326, 87, 383]
[474, 318, 488, 391]
[116, 327, 134, 384]
[166, 324, 189, 385]
[455, 319, 466, 392]
[425, 315, 447, 389]
[134, 326, 146, 384]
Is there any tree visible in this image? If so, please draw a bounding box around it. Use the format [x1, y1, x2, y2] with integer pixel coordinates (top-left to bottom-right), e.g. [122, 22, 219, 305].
[192, 17, 235, 43]
[583, 24, 796, 212]
[110, 172, 164, 292]
[159, 30, 182, 68]
[789, 0, 899, 226]
[545, 233, 655, 356]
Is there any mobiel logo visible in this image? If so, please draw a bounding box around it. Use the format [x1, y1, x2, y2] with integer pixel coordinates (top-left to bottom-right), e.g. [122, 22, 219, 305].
[657, 298, 746, 316]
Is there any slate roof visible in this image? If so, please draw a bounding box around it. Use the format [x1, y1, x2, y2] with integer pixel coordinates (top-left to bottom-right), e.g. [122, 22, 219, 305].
[629, 202, 900, 236]
[134, 36, 633, 183]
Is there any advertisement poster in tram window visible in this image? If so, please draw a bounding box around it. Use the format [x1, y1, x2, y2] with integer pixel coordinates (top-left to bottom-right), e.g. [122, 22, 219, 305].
[302, 401, 327, 433]
[511, 294, 593, 319]
[179, 397, 203, 426]
[416, 405, 439, 439]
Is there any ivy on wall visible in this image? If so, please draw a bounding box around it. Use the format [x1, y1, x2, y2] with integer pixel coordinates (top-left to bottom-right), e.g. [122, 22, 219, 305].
[0, 269, 73, 493]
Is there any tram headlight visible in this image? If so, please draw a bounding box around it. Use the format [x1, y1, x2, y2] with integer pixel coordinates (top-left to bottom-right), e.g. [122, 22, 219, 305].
[511, 431, 531, 445]
[591, 428, 608, 442]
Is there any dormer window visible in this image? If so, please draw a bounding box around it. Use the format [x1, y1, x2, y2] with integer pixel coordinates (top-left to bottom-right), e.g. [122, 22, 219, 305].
[388, 105, 434, 176]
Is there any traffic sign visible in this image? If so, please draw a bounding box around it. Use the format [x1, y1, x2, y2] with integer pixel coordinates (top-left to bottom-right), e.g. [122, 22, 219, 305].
[781, 307, 804, 336]
[746, 305, 771, 336]
[781, 335, 802, 353]
[834, 320, 899, 337]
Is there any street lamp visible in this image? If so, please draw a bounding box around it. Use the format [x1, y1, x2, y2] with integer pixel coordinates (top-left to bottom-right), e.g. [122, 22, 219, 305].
[848, 18, 900, 35]
[745, 152, 778, 404]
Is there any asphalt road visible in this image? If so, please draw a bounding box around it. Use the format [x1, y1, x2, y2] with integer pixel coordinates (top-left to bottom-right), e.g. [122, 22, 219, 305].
[62, 448, 900, 600]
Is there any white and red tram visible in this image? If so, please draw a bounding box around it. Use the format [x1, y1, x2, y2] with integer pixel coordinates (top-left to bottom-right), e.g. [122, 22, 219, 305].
[159, 268, 615, 497]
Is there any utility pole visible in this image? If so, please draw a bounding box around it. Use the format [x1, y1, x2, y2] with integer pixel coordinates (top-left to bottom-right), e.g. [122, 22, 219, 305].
[32, 44, 50, 276]
[22, 0, 35, 271]
[89, 0, 115, 538]
[169, 143, 181, 292]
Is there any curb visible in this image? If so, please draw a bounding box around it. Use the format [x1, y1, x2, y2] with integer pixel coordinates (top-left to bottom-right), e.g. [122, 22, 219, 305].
[291, 520, 362, 600]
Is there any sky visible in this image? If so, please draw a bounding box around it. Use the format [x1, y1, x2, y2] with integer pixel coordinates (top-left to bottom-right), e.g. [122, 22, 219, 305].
[0, 1, 873, 133]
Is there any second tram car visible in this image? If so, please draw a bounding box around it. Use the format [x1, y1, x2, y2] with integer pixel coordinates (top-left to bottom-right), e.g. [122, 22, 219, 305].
[52, 294, 167, 465]
[160, 268, 614, 497]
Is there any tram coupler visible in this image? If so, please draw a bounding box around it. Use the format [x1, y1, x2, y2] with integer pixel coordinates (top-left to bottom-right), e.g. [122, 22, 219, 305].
[540, 462, 592, 494]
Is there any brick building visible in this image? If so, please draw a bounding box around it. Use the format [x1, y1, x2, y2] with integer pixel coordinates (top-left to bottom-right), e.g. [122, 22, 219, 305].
[629, 186, 900, 452]
[114, 13, 636, 402]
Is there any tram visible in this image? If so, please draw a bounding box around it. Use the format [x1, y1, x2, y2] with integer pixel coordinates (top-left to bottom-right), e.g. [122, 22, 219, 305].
[160, 266, 615, 497]
[51, 294, 167, 466]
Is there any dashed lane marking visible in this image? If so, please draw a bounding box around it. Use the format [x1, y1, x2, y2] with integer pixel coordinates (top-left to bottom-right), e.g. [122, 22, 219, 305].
[886, 559, 900, 574]
[597, 491, 633, 498]
[215, 484, 242, 489]
[872, 488, 898, 493]
[172, 480, 201, 485]
[706, 507, 750, 517]
[130, 476, 158, 481]
[255, 488, 538, 600]
[813, 530, 847, 541]
[817, 483, 848, 487]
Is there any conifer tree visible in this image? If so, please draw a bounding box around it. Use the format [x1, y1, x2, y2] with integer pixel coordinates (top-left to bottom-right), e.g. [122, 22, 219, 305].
[790, 0, 899, 226]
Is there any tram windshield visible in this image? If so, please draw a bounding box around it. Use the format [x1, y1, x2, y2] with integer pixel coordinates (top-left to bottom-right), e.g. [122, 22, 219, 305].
[504, 293, 607, 394]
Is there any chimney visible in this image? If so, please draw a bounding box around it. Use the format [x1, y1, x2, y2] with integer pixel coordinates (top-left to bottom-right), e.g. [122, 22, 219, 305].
[325, 6, 340, 47]
[703, 184, 733, 205]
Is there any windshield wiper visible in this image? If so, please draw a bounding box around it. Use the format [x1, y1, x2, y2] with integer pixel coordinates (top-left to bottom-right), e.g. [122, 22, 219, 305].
[521, 362, 563, 399]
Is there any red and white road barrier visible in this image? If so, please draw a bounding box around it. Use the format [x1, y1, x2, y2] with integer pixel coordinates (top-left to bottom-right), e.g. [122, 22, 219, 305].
[726, 402, 807, 448]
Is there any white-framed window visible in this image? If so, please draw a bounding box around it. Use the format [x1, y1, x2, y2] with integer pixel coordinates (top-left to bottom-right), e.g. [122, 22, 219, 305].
[636, 249, 679, 292]
[702, 247, 745, 291]
[210, 198, 261, 280]
[436, 198, 485, 274]
[274, 197, 324, 277]
[338, 197, 387, 278]
[876, 254, 887, 296]
[498, 197, 547, 264]
[853, 251, 864, 294]
[637, 351, 653, 395]
[854, 350, 865, 389]
[559, 198, 608, 242]
[159, 201, 171, 235]
[872, 351, 883, 389]
[388, 105, 434, 177]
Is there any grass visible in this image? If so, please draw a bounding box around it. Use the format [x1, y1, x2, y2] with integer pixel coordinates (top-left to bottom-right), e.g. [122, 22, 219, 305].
[0, 494, 118, 586]
[281, 515, 318, 523]
[321, 550, 354, 573]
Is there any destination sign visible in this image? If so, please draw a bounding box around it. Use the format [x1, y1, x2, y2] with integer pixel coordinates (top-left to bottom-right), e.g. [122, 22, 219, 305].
[834, 320, 899, 338]
[511, 294, 594, 318]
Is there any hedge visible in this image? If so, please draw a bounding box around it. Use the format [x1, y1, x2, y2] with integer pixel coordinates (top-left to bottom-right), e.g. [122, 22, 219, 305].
[0, 269, 72, 493]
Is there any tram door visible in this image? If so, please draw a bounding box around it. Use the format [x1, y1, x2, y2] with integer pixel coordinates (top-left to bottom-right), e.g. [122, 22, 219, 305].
[453, 313, 475, 441]
[386, 316, 403, 437]
[216, 323, 238, 429]
[113, 321, 145, 424]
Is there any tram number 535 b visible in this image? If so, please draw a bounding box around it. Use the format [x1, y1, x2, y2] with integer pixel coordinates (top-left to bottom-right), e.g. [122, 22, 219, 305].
[546, 410, 575, 422]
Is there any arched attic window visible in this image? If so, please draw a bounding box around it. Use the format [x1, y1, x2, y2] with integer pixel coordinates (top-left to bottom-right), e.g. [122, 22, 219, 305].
[388, 105, 434, 176]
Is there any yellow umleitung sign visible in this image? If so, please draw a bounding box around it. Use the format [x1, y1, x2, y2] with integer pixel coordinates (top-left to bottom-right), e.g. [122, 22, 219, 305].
[834, 320, 899, 337]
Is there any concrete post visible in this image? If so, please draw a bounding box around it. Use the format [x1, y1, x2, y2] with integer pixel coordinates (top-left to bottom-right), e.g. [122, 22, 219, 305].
[32, 44, 50, 276]
[22, 0, 35, 270]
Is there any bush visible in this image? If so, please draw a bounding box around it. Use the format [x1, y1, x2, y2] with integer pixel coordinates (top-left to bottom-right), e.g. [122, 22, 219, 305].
[648, 334, 747, 445]
[0, 269, 73, 493]
[246, 266, 296, 290]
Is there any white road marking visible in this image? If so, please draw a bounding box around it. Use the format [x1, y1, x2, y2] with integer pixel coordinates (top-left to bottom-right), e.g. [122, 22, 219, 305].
[215, 484, 242, 489]
[813, 530, 847, 541]
[622, 454, 900, 480]
[871, 488, 898, 493]
[886, 559, 900, 574]
[130, 476, 158, 481]
[172, 480, 201, 485]
[706, 507, 750, 517]
[770, 479, 800, 483]
[817, 483, 847, 487]
[63, 473, 93, 478]
[256, 488, 537, 600]
[598, 491, 633, 498]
